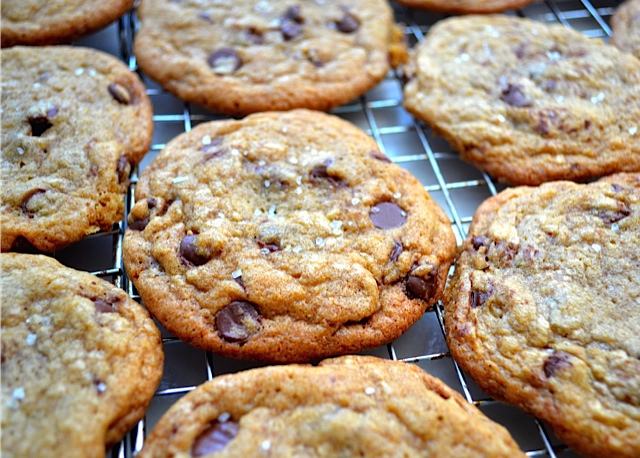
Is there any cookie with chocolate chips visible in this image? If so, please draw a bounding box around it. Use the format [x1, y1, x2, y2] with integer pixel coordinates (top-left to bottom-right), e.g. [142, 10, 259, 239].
[1, 46, 153, 252]
[138, 355, 526, 457]
[123, 109, 456, 363]
[394, 0, 538, 14]
[403, 15, 640, 185]
[612, 0, 640, 59]
[443, 173, 640, 458]
[1, 253, 164, 458]
[133, 0, 407, 116]
[1, 0, 134, 47]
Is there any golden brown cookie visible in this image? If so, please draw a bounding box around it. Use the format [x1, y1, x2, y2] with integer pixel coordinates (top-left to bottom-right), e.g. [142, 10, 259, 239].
[403, 15, 640, 185]
[394, 0, 539, 14]
[611, 0, 640, 59]
[1, 45, 153, 252]
[443, 173, 640, 458]
[1, 0, 135, 47]
[123, 109, 456, 363]
[1, 253, 164, 458]
[138, 355, 526, 457]
[133, 0, 407, 116]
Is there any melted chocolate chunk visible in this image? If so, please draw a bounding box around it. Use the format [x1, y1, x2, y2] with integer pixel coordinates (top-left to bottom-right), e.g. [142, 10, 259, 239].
[192, 421, 240, 456]
[216, 301, 261, 343]
[208, 48, 242, 75]
[20, 189, 46, 217]
[369, 151, 391, 163]
[543, 352, 573, 377]
[310, 159, 344, 188]
[117, 156, 130, 183]
[369, 202, 407, 229]
[284, 5, 304, 23]
[257, 240, 280, 253]
[179, 235, 209, 267]
[500, 83, 532, 107]
[598, 206, 631, 224]
[201, 143, 227, 161]
[128, 216, 149, 231]
[335, 10, 360, 33]
[94, 297, 118, 314]
[470, 290, 488, 308]
[282, 22, 303, 41]
[28, 115, 53, 137]
[108, 83, 133, 105]
[246, 27, 264, 44]
[405, 264, 438, 300]
[389, 241, 403, 263]
[472, 236, 490, 250]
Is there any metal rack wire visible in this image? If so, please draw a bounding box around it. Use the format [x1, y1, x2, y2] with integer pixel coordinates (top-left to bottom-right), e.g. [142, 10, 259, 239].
[55, 1, 626, 456]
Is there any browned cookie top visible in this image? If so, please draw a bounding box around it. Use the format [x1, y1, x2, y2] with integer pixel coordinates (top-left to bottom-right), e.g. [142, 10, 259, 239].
[1, 253, 164, 458]
[444, 173, 640, 458]
[1, 45, 153, 252]
[611, 0, 640, 59]
[1, 0, 135, 47]
[123, 109, 456, 363]
[403, 15, 640, 185]
[133, 0, 407, 116]
[138, 355, 526, 457]
[394, 0, 539, 14]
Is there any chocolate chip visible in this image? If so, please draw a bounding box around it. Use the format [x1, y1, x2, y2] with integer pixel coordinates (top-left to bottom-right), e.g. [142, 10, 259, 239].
[192, 421, 239, 456]
[20, 189, 46, 217]
[405, 264, 438, 300]
[501, 83, 532, 107]
[335, 10, 360, 33]
[179, 235, 209, 267]
[257, 240, 280, 253]
[389, 241, 403, 263]
[201, 140, 226, 161]
[281, 22, 303, 41]
[369, 202, 407, 229]
[598, 206, 631, 224]
[108, 83, 133, 105]
[215, 301, 261, 343]
[612, 184, 624, 192]
[369, 151, 391, 163]
[310, 159, 344, 188]
[197, 12, 213, 23]
[472, 236, 490, 250]
[208, 48, 242, 75]
[47, 106, 59, 118]
[470, 290, 488, 308]
[117, 156, 130, 184]
[306, 49, 324, 67]
[284, 5, 304, 23]
[147, 197, 157, 209]
[128, 216, 149, 231]
[28, 115, 53, 137]
[543, 352, 572, 377]
[94, 298, 118, 313]
[246, 27, 264, 45]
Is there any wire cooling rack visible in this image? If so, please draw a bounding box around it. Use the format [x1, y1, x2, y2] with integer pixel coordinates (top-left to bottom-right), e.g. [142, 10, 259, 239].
[47, 1, 627, 456]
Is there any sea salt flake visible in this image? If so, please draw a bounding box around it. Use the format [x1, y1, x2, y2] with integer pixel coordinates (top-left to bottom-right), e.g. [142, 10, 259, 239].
[12, 388, 25, 400]
[556, 95, 565, 103]
[296, 175, 302, 185]
[288, 156, 298, 164]
[591, 243, 602, 252]
[232, 269, 243, 279]
[172, 176, 188, 183]
[315, 237, 325, 248]
[365, 387, 376, 395]
[629, 126, 638, 135]
[351, 197, 360, 205]
[293, 245, 302, 253]
[393, 192, 402, 199]
[17, 147, 25, 155]
[264, 180, 271, 188]
[75, 68, 84, 75]
[268, 205, 277, 215]
[96, 382, 107, 393]
[217, 212, 225, 219]
[590, 92, 605, 104]
[258, 160, 266, 166]
[546, 51, 561, 60]
[218, 412, 231, 422]
[261, 440, 271, 451]
[611, 222, 620, 232]
[202, 135, 212, 145]
[26, 334, 37, 345]
[295, 187, 302, 194]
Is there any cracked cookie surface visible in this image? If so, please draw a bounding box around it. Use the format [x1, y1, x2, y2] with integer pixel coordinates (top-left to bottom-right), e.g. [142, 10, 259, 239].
[1, 45, 153, 252]
[1, 253, 164, 458]
[1, 0, 134, 47]
[133, 0, 407, 116]
[123, 109, 456, 363]
[138, 355, 525, 457]
[443, 173, 640, 458]
[403, 15, 640, 185]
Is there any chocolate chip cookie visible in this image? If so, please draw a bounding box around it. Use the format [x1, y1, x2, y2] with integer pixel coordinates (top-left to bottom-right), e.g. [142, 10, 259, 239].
[611, 0, 640, 59]
[403, 15, 640, 185]
[1, 0, 135, 47]
[123, 109, 456, 363]
[394, 0, 539, 14]
[133, 0, 407, 116]
[443, 173, 640, 458]
[1, 45, 153, 252]
[1, 253, 164, 458]
[138, 355, 525, 457]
